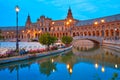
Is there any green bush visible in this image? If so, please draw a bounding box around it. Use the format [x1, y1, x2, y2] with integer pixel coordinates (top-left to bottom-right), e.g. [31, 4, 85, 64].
[39, 33, 57, 50]
[61, 36, 73, 46]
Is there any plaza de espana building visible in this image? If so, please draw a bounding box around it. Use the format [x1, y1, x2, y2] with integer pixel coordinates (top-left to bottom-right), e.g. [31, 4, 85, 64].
[0, 7, 120, 41]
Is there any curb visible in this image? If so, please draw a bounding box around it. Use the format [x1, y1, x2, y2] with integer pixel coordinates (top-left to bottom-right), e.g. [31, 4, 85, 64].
[0, 46, 72, 64]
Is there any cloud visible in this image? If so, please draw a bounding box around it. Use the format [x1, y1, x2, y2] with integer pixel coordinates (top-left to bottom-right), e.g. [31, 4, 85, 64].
[74, 14, 89, 20]
[74, 2, 97, 12]
[36, 0, 120, 19]
[37, 0, 97, 12]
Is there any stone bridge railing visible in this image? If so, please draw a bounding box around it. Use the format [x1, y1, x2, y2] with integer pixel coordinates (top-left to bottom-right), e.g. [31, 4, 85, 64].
[73, 36, 104, 45]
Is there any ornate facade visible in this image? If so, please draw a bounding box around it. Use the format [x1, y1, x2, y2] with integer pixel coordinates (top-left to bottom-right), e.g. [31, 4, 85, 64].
[1, 7, 120, 41]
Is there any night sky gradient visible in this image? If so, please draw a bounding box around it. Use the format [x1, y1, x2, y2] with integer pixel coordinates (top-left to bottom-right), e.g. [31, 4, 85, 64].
[0, 0, 120, 26]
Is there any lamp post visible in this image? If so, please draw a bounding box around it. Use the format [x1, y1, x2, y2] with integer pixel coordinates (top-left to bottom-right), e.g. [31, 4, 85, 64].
[15, 5, 20, 51]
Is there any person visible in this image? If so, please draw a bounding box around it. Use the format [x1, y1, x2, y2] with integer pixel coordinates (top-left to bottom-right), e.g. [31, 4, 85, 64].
[19, 48, 27, 55]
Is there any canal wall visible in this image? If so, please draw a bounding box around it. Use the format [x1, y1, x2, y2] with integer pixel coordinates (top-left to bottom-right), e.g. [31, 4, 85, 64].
[103, 40, 120, 45]
[0, 46, 72, 64]
[103, 40, 120, 52]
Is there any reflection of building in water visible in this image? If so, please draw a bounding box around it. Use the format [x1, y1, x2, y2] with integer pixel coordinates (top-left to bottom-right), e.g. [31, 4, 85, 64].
[0, 49, 120, 74]
[0, 7, 120, 41]
[72, 46, 120, 71]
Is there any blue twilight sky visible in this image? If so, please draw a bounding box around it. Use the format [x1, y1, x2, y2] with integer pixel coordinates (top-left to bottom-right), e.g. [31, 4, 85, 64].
[0, 0, 120, 26]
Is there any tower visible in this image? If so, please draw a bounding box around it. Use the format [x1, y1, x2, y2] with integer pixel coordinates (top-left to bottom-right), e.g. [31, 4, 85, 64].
[25, 14, 31, 28]
[66, 7, 73, 20]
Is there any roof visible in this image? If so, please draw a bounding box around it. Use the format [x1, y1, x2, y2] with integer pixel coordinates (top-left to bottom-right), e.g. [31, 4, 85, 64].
[76, 14, 120, 26]
[53, 19, 65, 26]
[0, 26, 25, 31]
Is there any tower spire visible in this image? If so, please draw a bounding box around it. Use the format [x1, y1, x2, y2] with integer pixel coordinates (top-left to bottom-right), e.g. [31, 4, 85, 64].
[25, 14, 31, 28]
[66, 7, 73, 20]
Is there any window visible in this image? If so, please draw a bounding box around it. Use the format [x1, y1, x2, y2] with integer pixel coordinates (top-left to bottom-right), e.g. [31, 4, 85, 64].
[42, 28, 44, 31]
[117, 23, 119, 25]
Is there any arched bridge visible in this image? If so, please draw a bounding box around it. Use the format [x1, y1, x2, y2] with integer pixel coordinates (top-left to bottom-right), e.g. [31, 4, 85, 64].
[73, 36, 104, 45]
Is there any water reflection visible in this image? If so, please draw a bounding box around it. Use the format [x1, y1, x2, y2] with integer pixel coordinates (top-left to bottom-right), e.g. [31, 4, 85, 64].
[95, 63, 98, 69]
[73, 47, 120, 69]
[0, 41, 120, 79]
[39, 60, 57, 76]
[73, 40, 99, 51]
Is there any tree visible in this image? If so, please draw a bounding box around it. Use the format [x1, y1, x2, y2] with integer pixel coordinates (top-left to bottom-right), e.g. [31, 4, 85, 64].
[51, 36, 57, 45]
[0, 29, 3, 48]
[0, 29, 3, 40]
[61, 36, 73, 46]
[38, 33, 57, 50]
[39, 60, 57, 76]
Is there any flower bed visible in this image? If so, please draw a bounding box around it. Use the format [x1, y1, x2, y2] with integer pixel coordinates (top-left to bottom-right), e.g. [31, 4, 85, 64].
[0, 46, 58, 58]
[0, 50, 16, 58]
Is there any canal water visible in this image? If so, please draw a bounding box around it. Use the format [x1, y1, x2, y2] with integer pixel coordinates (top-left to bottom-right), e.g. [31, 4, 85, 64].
[0, 40, 120, 80]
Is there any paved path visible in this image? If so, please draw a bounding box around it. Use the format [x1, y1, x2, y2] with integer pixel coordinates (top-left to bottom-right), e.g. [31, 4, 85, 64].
[0, 42, 46, 55]
[0, 46, 72, 64]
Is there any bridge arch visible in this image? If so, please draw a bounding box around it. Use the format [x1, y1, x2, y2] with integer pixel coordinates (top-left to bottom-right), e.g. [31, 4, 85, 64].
[73, 36, 103, 45]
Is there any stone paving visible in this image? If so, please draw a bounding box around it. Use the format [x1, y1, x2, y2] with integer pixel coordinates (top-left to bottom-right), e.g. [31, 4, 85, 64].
[0, 46, 72, 64]
[0, 42, 46, 55]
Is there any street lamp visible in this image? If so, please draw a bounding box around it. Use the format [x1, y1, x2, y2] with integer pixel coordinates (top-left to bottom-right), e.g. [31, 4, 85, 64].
[101, 19, 105, 23]
[66, 21, 69, 25]
[94, 21, 98, 25]
[15, 5, 20, 51]
[69, 19, 72, 22]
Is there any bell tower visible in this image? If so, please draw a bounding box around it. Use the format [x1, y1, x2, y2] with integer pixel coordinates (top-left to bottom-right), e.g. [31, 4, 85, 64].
[66, 7, 73, 20]
[25, 14, 31, 28]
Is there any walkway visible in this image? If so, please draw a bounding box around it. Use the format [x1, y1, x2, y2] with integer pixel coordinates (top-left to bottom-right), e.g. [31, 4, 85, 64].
[0, 42, 46, 55]
[0, 46, 72, 64]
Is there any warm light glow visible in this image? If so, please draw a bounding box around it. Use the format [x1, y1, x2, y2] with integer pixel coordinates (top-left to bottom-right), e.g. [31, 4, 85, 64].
[22, 30, 24, 33]
[38, 30, 42, 33]
[27, 30, 30, 33]
[51, 58, 54, 63]
[7, 32, 9, 34]
[53, 69, 55, 72]
[101, 67, 105, 72]
[101, 19, 105, 23]
[115, 64, 118, 68]
[67, 64, 70, 69]
[69, 19, 72, 22]
[94, 21, 98, 25]
[15, 5, 20, 12]
[95, 63, 98, 69]
[66, 22, 69, 25]
[69, 68, 72, 73]
[115, 28, 117, 31]
[51, 27, 53, 30]
[52, 22, 55, 24]
[11, 32, 14, 33]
